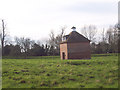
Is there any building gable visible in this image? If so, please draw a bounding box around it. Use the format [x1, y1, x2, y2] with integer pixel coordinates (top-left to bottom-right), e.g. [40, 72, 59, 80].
[61, 31, 90, 44]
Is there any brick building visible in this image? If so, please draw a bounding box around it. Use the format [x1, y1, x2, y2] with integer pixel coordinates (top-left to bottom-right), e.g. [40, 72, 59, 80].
[60, 27, 91, 60]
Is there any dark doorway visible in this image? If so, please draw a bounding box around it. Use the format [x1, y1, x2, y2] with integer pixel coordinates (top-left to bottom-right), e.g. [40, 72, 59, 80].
[62, 52, 65, 59]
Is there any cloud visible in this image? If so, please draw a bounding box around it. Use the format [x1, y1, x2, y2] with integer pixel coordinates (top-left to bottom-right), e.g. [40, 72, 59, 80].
[0, 0, 118, 40]
[59, 1, 117, 14]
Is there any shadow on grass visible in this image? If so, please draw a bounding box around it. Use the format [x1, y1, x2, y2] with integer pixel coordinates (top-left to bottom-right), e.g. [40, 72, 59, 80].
[2, 56, 60, 60]
[91, 53, 118, 57]
[2, 53, 118, 59]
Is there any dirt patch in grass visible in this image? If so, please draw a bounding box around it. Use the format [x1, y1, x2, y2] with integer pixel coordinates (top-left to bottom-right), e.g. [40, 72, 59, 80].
[21, 70, 29, 72]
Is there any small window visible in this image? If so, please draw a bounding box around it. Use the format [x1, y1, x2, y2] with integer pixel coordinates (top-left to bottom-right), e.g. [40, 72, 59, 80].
[62, 37, 66, 41]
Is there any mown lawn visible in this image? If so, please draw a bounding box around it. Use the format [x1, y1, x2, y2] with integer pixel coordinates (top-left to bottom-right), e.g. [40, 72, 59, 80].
[2, 54, 118, 88]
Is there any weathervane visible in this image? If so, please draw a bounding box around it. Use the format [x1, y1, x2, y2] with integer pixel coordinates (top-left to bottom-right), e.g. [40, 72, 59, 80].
[71, 26, 76, 31]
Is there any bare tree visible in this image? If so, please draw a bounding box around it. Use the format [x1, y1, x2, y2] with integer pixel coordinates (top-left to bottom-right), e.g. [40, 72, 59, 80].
[55, 26, 66, 47]
[48, 26, 66, 55]
[115, 23, 120, 52]
[54, 26, 66, 54]
[106, 26, 114, 44]
[14, 37, 32, 58]
[106, 25, 119, 53]
[0, 20, 7, 55]
[113, 24, 119, 53]
[81, 25, 97, 43]
[49, 30, 55, 47]
[30, 40, 35, 49]
[101, 28, 106, 42]
[48, 30, 56, 55]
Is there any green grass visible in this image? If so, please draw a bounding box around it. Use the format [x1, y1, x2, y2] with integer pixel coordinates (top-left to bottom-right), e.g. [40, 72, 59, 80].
[2, 54, 118, 88]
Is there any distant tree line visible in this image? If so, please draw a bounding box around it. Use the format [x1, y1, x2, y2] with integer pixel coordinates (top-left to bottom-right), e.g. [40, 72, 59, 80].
[89, 24, 119, 54]
[2, 35, 65, 57]
[0, 19, 119, 58]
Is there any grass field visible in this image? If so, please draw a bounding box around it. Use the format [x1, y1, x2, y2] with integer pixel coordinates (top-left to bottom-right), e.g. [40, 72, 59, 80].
[2, 53, 118, 88]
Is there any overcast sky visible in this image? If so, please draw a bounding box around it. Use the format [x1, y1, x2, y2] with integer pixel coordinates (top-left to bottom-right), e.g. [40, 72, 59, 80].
[0, 0, 118, 41]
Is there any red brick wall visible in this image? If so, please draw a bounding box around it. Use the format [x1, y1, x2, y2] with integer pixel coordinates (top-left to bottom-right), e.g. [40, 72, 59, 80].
[67, 42, 91, 59]
[60, 43, 68, 59]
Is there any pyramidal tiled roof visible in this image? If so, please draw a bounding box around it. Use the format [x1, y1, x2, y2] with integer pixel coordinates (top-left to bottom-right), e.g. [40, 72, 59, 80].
[61, 31, 90, 44]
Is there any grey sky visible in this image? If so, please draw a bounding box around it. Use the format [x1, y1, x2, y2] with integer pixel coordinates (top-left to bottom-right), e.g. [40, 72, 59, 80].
[0, 0, 118, 41]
